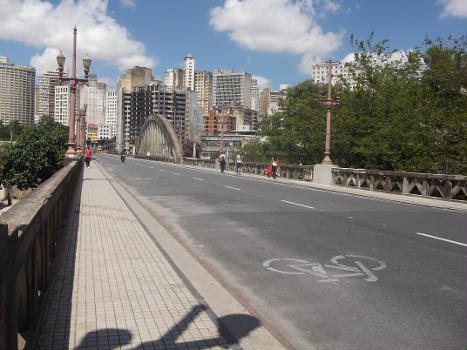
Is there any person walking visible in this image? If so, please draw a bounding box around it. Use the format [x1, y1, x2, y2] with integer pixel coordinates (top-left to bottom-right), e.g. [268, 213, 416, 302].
[271, 156, 279, 179]
[84, 146, 92, 168]
[218, 152, 226, 173]
[146, 151, 151, 160]
[235, 153, 243, 175]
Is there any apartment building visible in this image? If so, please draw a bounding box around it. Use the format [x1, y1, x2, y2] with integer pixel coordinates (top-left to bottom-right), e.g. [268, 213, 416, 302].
[212, 69, 251, 109]
[123, 81, 187, 146]
[116, 66, 154, 151]
[37, 70, 61, 118]
[194, 70, 212, 115]
[312, 60, 354, 86]
[105, 90, 117, 137]
[250, 79, 260, 112]
[54, 85, 70, 126]
[260, 88, 288, 116]
[0, 56, 35, 124]
[164, 68, 184, 91]
[184, 53, 195, 91]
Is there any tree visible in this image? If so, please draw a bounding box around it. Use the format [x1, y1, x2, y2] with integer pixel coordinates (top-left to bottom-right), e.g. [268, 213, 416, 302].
[0, 121, 68, 205]
[182, 138, 202, 158]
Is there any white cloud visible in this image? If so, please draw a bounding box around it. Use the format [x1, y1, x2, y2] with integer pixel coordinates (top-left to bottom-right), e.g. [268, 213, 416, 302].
[0, 0, 157, 75]
[120, 0, 136, 8]
[252, 75, 271, 90]
[209, 0, 344, 76]
[438, 0, 466, 18]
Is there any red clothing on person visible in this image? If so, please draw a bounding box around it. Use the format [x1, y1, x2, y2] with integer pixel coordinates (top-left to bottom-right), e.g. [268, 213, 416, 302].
[85, 148, 92, 158]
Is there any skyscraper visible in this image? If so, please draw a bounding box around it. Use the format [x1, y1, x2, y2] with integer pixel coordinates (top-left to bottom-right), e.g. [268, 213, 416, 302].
[0, 56, 35, 124]
[164, 68, 184, 91]
[116, 66, 154, 151]
[184, 53, 195, 91]
[38, 70, 61, 118]
[212, 69, 251, 109]
[194, 70, 212, 115]
[105, 90, 117, 137]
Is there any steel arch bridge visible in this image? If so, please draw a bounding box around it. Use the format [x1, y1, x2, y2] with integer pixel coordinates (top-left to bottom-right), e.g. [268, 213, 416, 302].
[136, 114, 182, 161]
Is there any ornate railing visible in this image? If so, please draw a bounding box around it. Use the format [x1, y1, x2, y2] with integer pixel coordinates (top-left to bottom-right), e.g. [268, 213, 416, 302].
[180, 158, 313, 181]
[0, 160, 82, 350]
[332, 168, 467, 201]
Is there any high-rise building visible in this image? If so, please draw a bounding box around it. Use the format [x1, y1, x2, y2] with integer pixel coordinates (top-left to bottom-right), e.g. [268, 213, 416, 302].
[54, 85, 70, 126]
[0, 56, 35, 124]
[38, 70, 61, 118]
[80, 74, 106, 125]
[105, 90, 117, 137]
[194, 70, 212, 115]
[212, 69, 251, 109]
[184, 53, 195, 91]
[125, 81, 187, 146]
[259, 88, 288, 116]
[164, 68, 184, 91]
[116, 66, 154, 151]
[250, 79, 260, 112]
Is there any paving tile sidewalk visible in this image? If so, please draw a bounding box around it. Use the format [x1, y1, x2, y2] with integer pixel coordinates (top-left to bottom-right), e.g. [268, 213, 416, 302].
[34, 162, 241, 350]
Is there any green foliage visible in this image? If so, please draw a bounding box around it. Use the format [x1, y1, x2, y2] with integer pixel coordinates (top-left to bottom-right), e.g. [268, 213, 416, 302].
[0, 120, 68, 190]
[252, 34, 466, 175]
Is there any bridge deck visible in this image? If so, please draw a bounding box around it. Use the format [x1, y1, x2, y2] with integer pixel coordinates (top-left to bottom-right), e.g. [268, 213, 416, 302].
[34, 162, 235, 350]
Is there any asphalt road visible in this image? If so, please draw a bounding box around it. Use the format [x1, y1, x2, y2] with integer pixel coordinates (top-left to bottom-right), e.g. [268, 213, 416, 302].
[96, 154, 466, 350]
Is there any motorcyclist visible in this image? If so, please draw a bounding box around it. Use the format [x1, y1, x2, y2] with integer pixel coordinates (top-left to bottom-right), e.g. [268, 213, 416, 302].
[120, 150, 126, 162]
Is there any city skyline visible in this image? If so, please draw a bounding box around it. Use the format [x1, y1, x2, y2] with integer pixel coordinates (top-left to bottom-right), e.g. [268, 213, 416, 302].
[0, 0, 465, 91]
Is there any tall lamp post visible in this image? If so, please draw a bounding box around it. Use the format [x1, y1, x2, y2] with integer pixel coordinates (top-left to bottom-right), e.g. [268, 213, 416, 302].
[56, 26, 92, 160]
[318, 57, 342, 165]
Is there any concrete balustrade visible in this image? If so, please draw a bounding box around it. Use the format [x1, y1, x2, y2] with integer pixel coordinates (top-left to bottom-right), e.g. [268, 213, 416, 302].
[332, 168, 467, 201]
[0, 160, 82, 350]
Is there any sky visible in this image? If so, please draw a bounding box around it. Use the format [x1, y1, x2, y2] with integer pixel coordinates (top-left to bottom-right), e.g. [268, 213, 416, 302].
[0, 0, 466, 90]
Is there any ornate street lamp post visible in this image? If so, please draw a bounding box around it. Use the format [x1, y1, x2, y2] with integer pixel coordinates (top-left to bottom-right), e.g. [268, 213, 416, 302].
[318, 57, 342, 165]
[56, 26, 92, 160]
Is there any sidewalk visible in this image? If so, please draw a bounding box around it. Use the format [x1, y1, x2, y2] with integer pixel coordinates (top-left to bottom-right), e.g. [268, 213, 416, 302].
[34, 161, 285, 350]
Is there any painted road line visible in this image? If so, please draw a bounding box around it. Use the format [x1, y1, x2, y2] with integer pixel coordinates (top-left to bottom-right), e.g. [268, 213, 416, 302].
[416, 232, 467, 247]
[193, 177, 204, 181]
[173, 172, 181, 176]
[281, 200, 315, 210]
[225, 185, 241, 191]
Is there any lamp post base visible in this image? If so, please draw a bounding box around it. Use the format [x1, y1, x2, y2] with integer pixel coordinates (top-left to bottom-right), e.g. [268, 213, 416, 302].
[313, 163, 337, 185]
[321, 155, 333, 165]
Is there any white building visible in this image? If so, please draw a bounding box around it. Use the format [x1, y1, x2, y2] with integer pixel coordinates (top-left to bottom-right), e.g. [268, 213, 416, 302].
[194, 70, 212, 115]
[54, 85, 70, 126]
[213, 69, 251, 109]
[184, 53, 195, 91]
[38, 70, 61, 118]
[105, 90, 117, 137]
[312, 60, 354, 87]
[164, 68, 184, 91]
[98, 123, 112, 140]
[80, 74, 106, 125]
[250, 79, 260, 112]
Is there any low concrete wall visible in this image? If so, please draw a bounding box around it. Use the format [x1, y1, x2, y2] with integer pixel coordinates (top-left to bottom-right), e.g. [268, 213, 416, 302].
[0, 160, 82, 350]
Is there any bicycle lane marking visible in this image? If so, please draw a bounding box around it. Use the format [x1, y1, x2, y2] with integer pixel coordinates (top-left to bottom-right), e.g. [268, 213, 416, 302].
[263, 255, 387, 283]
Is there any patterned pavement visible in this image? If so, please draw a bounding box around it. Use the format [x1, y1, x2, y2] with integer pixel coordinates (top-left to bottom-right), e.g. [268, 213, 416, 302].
[34, 161, 239, 350]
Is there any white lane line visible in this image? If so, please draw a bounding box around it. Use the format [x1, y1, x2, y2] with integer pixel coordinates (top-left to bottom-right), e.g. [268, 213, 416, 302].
[416, 232, 467, 247]
[149, 166, 154, 169]
[281, 200, 315, 210]
[225, 185, 241, 191]
[172, 172, 181, 176]
[193, 177, 204, 181]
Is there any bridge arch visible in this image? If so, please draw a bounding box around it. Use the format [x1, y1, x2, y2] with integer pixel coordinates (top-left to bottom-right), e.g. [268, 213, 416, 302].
[136, 114, 182, 161]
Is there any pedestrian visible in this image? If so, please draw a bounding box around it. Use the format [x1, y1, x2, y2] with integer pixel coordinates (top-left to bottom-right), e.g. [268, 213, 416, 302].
[218, 152, 226, 173]
[271, 156, 279, 179]
[235, 153, 243, 175]
[146, 151, 150, 160]
[84, 146, 92, 168]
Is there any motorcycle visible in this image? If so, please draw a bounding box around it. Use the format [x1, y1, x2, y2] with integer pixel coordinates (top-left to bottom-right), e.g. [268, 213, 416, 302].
[120, 154, 126, 162]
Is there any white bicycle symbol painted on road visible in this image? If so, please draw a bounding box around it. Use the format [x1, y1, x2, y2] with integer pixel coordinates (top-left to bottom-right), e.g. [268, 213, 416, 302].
[263, 255, 387, 282]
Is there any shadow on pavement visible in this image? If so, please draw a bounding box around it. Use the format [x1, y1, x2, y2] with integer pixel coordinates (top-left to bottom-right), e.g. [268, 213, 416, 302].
[74, 305, 260, 350]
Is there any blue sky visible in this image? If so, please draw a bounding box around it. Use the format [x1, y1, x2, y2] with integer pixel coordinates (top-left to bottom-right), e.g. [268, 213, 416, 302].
[0, 0, 465, 90]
